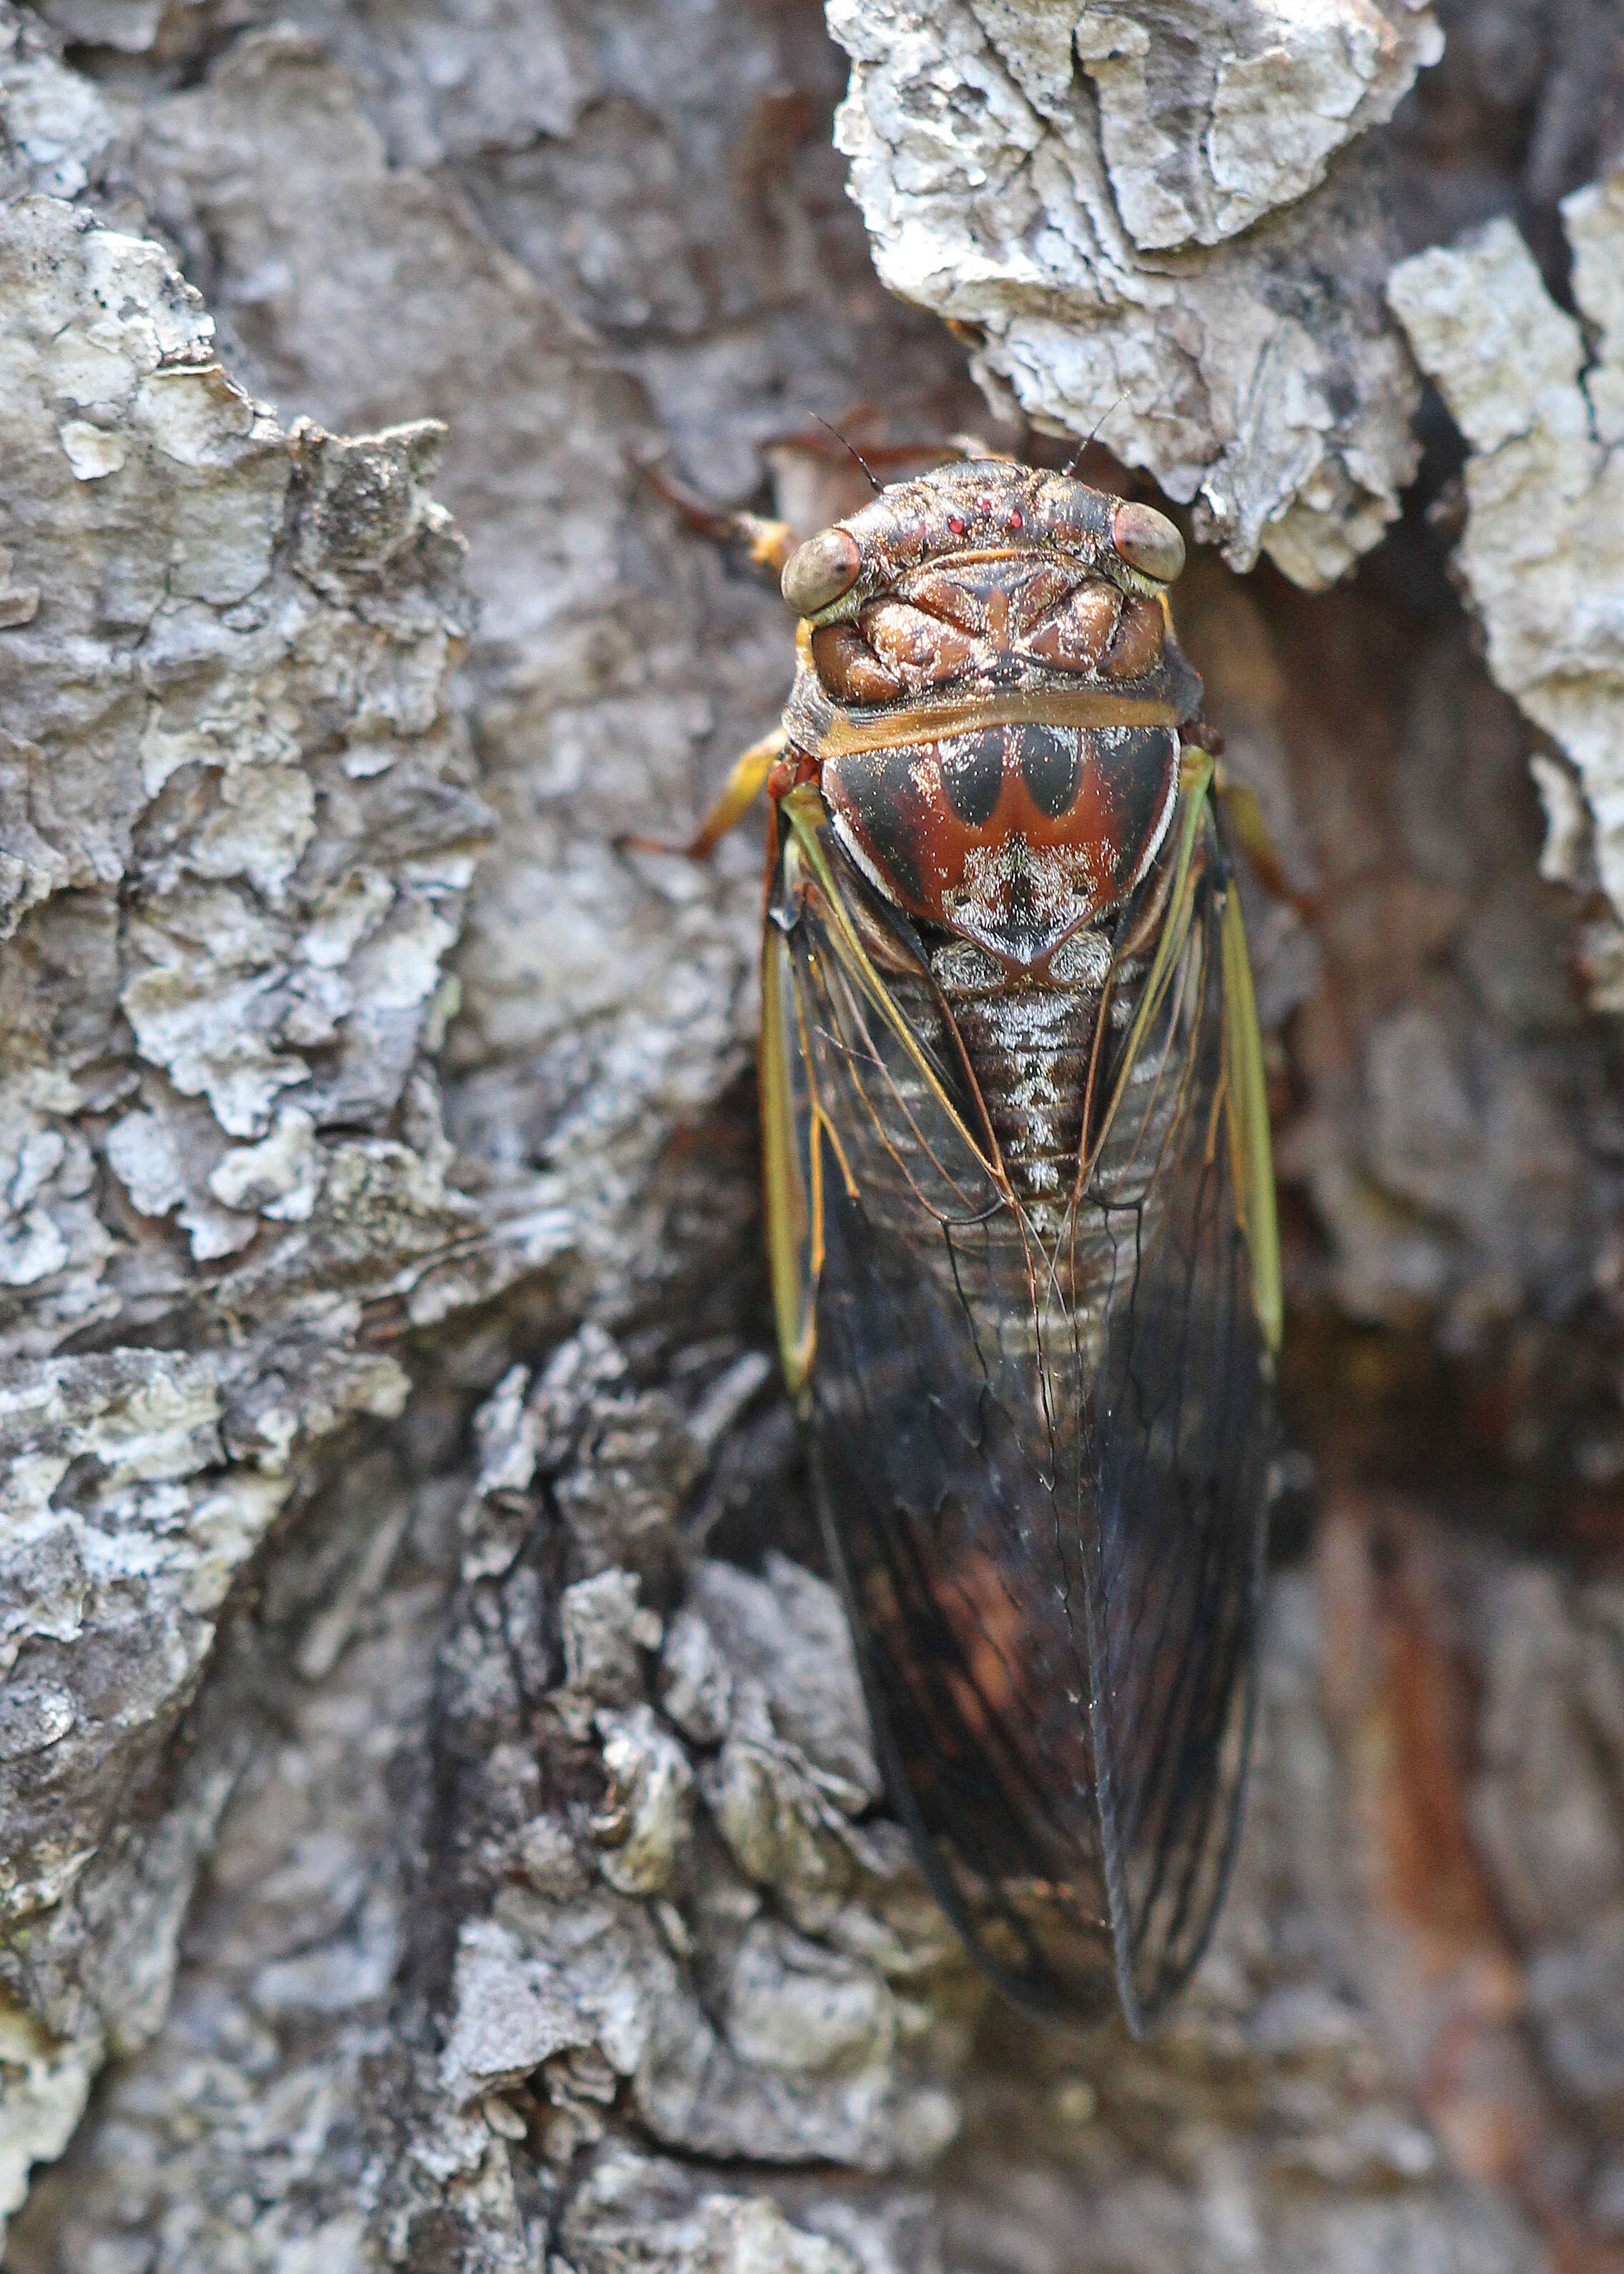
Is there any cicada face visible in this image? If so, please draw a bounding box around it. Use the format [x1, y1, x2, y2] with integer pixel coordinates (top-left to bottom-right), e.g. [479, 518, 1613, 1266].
[779, 461, 1201, 969]
[754, 455, 1279, 2038]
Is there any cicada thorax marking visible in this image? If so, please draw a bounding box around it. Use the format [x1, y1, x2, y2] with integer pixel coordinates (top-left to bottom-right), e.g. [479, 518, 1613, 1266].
[820, 720, 1178, 964]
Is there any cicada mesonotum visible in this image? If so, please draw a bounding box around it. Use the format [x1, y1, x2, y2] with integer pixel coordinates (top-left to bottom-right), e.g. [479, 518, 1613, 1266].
[655, 453, 1281, 2034]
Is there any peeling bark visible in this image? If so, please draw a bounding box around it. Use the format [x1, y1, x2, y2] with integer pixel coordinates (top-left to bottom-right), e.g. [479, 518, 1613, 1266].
[1389, 174, 1624, 1004]
[828, 0, 1442, 585]
[2, 0, 1624, 2270]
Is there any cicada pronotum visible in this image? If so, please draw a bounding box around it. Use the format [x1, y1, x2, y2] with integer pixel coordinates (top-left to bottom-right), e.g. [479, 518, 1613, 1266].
[639, 446, 1281, 2034]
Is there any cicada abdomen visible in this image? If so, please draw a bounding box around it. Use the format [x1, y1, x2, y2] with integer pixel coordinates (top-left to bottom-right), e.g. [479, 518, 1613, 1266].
[672, 454, 1280, 2034]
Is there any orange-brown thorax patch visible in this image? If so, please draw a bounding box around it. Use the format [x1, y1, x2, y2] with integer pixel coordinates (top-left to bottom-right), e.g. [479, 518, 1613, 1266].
[822, 718, 1177, 970]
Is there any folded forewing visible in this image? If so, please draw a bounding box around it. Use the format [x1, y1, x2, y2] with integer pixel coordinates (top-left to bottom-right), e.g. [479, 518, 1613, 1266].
[1075, 801, 1276, 2030]
[766, 798, 1113, 2014]
[761, 788, 1274, 2029]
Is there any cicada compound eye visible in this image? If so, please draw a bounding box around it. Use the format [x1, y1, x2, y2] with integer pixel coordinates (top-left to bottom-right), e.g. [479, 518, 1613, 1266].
[1111, 501, 1185, 584]
[781, 527, 861, 617]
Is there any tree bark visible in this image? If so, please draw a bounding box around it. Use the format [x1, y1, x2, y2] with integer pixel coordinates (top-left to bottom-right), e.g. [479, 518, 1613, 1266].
[1, 0, 1623, 2268]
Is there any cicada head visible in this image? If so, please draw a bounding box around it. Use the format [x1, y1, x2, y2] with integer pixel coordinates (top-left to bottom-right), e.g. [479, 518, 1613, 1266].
[779, 460, 1203, 972]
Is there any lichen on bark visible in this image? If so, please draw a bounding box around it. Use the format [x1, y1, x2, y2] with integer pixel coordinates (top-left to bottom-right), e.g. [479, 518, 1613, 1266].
[0, 164, 516, 2238]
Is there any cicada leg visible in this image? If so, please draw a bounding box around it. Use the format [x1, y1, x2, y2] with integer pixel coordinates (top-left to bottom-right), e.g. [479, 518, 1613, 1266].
[1208, 758, 1316, 919]
[618, 456, 802, 860]
[616, 726, 788, 861]
[637, 459, 797, 577]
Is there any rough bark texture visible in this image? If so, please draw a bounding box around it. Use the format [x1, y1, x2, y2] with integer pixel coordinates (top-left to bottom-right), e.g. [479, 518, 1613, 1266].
[827, 0, 1442, 587]
[1389, 180, 1624, 988]
[2, 1, 1624, 2270]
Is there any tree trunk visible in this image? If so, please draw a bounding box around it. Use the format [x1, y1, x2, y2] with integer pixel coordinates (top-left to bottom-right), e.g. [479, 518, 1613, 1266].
[2, 0, 1623, 2267]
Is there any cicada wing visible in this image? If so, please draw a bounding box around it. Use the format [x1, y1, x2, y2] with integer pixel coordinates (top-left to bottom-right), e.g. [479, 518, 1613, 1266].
[760, 878, 817, 1394]
[766, 788, 1276, 2030]
[1076, 800, 1278, 2034]
[769, 795, 1123, 2020]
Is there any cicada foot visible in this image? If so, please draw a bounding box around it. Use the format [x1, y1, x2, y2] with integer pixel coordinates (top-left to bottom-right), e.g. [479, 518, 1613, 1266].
[614, 727, 788, 862]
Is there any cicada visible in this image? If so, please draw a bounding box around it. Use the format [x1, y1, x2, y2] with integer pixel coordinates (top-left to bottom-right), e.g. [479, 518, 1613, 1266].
[646, 449, 1280, 2034]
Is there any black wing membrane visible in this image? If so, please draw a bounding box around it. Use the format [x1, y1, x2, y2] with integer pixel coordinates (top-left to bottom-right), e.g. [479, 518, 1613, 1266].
[765, 787, 1273, 2033]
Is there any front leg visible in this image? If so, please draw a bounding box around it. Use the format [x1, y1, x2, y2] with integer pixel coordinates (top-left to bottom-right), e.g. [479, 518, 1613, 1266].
[637, 459, 797, 577]
[616, 727, 788, 861]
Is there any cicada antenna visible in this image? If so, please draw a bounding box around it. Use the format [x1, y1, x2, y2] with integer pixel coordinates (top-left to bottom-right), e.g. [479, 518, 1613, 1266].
[812, 412, 884, 495]
[1061, 391, 1131, 477]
